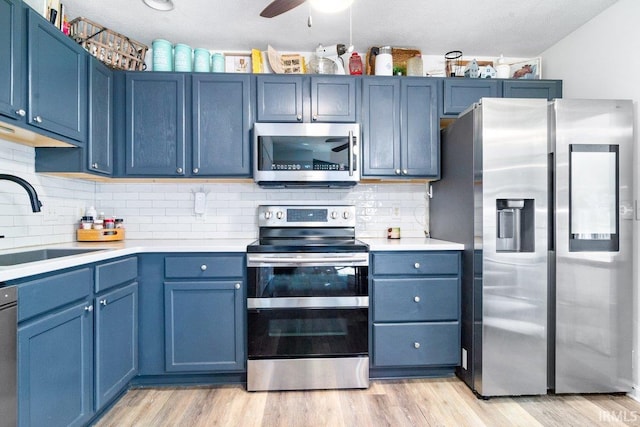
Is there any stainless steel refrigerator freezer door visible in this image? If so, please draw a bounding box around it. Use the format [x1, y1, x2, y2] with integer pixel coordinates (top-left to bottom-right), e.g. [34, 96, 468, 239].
[553, 99, 633, 393]
[476, 98, 549, 397]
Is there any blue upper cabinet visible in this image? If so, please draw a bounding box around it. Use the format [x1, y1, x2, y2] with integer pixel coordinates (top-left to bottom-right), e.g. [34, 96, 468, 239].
[256, 75, 303, 122]
[442, 78, 501, 116]
[88, 58, 113, 175]
[362, 77, 439, 178]
[256, 75, 357, 123]
[125, 73, 186, 176]
[192, 74, 251, 176]
[27, 9, 87, 143]
[0, 0, 23, 121]
[502, 79, 562, 100]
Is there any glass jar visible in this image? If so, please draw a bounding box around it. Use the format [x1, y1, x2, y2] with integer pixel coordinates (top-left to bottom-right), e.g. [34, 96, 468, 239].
[407, 54, 424, 76]
[80, 216, 93, 230]
[104, 218, 115, 229]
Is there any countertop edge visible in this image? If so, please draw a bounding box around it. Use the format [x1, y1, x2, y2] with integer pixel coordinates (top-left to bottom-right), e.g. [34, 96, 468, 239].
[0, 238, 464, 282]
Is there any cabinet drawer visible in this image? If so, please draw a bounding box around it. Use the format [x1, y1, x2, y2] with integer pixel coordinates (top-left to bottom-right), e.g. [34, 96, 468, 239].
[371, 252, 459, 276]
[373, 277, 459, 322]
[165, 255, 244, 279]
[95, 256, 137, 293]
[18, 267, 93, 322]
[373, 322, 459, 367]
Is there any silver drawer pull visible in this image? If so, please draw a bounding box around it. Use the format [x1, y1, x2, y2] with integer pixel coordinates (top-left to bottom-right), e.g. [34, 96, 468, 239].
[414, 342, 420, 349]
[100, 299, 108, 306]
[200, 264, 207, 271]
[235, 283, 241, 290]
[84, 305, 93, 312]
[414, 262, 420, 269]
[414, 296, 420, 303]
[34, 115, 43, 123]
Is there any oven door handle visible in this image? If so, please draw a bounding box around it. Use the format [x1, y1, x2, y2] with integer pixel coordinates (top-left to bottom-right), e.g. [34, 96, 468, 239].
[248, 296, 369, 309]
[348, 130, 354, 177]
[247, 253, 369, 267]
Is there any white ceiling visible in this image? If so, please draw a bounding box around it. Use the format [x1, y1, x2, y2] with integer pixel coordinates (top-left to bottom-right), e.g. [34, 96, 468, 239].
[60, 0, 617, 57]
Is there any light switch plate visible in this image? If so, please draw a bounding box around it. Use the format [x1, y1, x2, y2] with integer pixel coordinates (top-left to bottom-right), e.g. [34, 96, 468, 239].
[194, 192, 206, 215]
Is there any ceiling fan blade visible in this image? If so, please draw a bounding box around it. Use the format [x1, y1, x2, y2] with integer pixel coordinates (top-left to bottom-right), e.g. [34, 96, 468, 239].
[260, 0, 306, 18]
[331, 143, 349, 152]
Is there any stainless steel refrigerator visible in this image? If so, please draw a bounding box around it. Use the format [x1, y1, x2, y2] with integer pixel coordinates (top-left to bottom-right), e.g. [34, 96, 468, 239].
[430, 98, 633, 397]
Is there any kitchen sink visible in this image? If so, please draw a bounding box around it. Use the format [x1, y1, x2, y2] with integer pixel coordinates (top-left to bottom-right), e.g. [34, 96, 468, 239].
[0, 248, 104, 266]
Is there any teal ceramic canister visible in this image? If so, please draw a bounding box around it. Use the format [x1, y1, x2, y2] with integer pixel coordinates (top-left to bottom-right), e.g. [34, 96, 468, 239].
[211, 53, 225, 73]
[194, 48, 211, 72]
[174, 43, 193, 72]
[152, 39, 173, 71]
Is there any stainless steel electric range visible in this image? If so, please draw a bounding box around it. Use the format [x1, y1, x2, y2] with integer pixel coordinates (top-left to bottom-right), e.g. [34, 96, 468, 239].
[246, 205, 369, 391]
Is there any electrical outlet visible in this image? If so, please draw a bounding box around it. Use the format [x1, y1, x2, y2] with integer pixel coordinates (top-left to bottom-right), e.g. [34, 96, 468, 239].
[42, 205, 57, 222]
[194, 192, 206, 215]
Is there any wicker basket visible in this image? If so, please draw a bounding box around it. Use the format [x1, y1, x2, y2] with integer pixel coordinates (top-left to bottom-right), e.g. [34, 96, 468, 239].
[69, 17, 148, 71]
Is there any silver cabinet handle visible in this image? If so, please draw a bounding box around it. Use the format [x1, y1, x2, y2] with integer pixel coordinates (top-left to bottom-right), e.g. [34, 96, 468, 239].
[15, 109, 26, 117]
[176, 167, 183, 174]
[34, 116, 43, 123]
[193, 168, 199, 174]
[402, 169, 408, 175]
[235, 283, 241, 290]
[92, 162, 99, 169]
[200, 264, 207, 271]
[296, 114, 302, 121]
[84, 305, 93, 312]
[414, 262, 420, 269]
[395, 169, 401, 175]
[312, 115, 318, 121]
[414, 342, 421, 349]
[100, 299, 108, 306]
[414, 296, 420, 303]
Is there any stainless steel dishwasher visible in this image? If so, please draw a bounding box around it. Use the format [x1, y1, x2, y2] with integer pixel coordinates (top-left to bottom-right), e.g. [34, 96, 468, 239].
[0, 285, 17, 427]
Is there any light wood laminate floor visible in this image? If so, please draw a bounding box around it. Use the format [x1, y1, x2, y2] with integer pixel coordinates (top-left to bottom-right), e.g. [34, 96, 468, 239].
[95, 377, 640, 427]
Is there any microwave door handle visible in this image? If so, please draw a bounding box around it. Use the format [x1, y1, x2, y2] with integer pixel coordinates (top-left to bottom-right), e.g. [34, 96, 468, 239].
[348, 130, 354, 176]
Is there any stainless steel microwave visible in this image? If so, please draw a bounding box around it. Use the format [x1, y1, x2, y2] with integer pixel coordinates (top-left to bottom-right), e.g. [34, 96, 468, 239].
[253, 122, 360, 188]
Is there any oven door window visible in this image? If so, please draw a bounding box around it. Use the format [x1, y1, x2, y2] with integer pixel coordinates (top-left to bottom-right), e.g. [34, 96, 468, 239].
[248, 265, 368, 298]
[248, 308, 367, 359]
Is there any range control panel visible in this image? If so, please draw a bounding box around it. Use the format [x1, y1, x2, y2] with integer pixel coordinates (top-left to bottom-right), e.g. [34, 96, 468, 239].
[257, 205, 356, 228]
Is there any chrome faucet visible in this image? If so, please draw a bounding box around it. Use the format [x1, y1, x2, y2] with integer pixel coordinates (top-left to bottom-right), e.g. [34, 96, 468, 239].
[0, 174, 42, 213]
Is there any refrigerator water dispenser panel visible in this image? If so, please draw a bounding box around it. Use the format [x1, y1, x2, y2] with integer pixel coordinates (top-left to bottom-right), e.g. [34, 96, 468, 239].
[496, 199, 535, 252]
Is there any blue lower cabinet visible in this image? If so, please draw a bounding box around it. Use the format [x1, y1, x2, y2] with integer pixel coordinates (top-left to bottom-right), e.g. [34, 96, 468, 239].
[95, 282, 138, 408]
[373, 322, 460, 367]
[18, 300, 94, 427]
[370, 251, 461, 372]
[164, 280, 244, 372]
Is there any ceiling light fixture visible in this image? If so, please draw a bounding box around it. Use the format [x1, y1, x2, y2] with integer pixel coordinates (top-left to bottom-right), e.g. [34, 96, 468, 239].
[308, 0, 353, 14]
[142, 0, 174, 11]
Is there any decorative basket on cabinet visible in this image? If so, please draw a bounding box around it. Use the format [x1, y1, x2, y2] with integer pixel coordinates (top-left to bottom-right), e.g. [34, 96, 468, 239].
[68, 17, 148, 71]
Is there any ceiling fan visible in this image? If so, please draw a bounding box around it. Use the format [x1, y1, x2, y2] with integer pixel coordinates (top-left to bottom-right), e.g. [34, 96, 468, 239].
[260, 0, 354, 18]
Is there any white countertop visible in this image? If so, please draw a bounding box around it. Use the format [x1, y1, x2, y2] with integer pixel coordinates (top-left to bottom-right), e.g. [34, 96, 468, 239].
[0, 237, 463, 282]
[360, 237, 464, 251]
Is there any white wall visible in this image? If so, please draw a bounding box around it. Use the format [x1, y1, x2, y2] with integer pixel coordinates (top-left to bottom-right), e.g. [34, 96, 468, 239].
[541, 0, 640, 399]
[0, 137, 430, 248]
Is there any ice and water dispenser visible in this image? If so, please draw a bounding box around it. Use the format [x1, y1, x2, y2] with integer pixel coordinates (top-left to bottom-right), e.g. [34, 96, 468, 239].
[496, 199, 535, 252]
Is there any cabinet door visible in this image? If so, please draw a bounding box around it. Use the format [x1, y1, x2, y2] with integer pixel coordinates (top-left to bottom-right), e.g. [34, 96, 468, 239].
[0, 0, 23, 121]
[443, 78, 500, 116]
[88, 58, 113, 175]
[256, 75, 303, 122]
[362, 77, 401, 177]
[192, 74, 251, 176]
[95, 282, 138, 409]
[164, 280, 244, 372]
[27, 9, 87, 143]
[18, 301, 94, 427]
[125, 73, 186, 176]
[503, 79, 562, 100]
[401, 79, 439, 177]
[310, 76, 357, 122]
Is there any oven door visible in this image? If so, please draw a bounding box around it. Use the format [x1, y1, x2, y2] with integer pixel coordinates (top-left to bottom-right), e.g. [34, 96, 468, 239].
[247, 251, 368, 359]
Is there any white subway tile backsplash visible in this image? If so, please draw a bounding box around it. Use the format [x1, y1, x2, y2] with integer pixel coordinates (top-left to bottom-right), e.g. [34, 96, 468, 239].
[1, 137, 431, 248]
